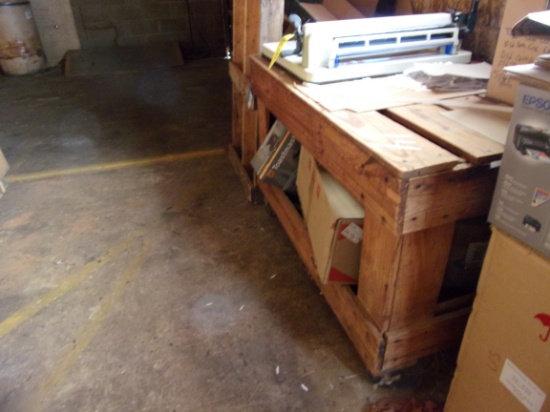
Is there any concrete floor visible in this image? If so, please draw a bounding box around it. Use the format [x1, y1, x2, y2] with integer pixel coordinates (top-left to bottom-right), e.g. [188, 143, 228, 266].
[0, 59, 458, 412]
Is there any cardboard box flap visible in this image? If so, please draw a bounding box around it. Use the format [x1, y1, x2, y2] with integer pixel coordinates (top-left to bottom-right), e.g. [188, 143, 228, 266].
[512, 10, 550, 37]
[299, 3, 338, 21]
[295, 0, 411, 23]
[345, 0, 378, 17]
[504, 63, 550, 89]
[321, 172, 364, 219]
[300, 0, 364, 21]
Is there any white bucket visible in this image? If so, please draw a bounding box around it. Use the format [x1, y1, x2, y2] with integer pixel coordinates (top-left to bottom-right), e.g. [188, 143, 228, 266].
[0, 1, 45, 75]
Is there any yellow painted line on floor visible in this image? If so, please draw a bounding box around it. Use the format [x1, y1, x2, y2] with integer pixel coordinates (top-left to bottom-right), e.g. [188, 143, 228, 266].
[32, 236, 157, 412]
[5, 148, 225, 183]
[0, 218, 161, 341]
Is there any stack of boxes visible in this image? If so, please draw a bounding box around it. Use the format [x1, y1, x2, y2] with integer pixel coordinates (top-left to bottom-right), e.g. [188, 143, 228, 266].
[445, 5, 550, 412]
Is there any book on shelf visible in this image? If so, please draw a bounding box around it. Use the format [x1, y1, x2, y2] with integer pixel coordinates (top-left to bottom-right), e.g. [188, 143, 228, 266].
[250, 120, 301, 193]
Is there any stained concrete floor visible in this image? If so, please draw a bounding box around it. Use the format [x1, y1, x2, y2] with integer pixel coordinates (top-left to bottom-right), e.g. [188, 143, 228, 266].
[0, 58, 458, 411]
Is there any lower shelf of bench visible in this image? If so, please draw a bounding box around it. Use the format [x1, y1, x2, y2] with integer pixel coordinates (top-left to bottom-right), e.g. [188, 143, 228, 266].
[257, 180, 471, 376]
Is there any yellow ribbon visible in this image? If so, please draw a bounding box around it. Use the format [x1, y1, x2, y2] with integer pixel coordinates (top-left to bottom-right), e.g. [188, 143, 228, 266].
[268, 33, 296, 69]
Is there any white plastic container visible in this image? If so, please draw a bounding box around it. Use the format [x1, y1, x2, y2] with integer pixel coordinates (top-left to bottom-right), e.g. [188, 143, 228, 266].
[0, 1, 45, 75]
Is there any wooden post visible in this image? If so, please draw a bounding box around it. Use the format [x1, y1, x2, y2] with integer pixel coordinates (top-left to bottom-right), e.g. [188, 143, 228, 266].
[357, 209, 455, 332]
[230, 0, 285, 198]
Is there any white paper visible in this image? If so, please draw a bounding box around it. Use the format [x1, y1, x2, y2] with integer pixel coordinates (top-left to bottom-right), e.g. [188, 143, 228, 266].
[505, 63, 550, 84]
[410, 61, 493, 79]
[499, 358, 547, 412]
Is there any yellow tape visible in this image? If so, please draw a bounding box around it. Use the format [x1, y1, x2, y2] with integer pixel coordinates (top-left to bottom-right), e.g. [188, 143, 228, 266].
[32, 234, 159, 411]
[6, 149, 224, 183]
[268, 33, 296, 70]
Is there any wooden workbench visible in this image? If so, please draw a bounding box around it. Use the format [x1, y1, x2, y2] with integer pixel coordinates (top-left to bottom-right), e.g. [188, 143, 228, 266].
[230, 54, 505, 376]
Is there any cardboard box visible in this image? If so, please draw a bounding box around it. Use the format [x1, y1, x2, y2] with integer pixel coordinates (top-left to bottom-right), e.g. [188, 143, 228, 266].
[297, 147, 364, 284]
[445, 228, 550, 412]
[486, 0, 550, 105]
[512, 10, 550, 37]
[299, 0, 365, 21]
[295, 0, 411, 22]
[488, 83, 550, 259]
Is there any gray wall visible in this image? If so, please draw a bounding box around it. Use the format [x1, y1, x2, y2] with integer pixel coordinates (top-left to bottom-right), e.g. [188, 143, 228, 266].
[70, 0, 229, 58]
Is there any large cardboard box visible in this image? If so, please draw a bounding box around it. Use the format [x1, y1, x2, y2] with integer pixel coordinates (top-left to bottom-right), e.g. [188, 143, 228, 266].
[295, 0, 412, 22]
[488, 83, 550, 259]
[445, 228, 550, 412]
[486, 0, 550, 105]
[296, 148, 364, 284]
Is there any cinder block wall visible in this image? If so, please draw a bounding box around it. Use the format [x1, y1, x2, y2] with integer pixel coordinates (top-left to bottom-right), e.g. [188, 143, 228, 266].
[70, 0, 229, 58]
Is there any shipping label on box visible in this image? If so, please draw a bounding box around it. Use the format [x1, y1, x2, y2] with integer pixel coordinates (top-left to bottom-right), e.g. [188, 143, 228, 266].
[489, 84, 550, 259]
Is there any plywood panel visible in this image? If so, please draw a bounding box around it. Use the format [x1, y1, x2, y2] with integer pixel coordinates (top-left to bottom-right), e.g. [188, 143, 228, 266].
[385, 104, 504, 165]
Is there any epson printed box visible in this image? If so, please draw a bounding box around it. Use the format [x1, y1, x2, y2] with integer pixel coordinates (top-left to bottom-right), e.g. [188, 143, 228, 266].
[488, 84, 550, 258]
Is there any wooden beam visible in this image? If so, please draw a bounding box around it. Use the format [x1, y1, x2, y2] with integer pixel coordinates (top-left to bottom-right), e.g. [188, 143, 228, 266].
[382, 308, 470, 372]
[402, 166, 499, 233]
[385, 104, 504, 165]
[232, 0, 246, 70]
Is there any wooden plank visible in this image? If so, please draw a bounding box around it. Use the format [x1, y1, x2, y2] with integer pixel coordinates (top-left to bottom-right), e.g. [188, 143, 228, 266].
[259, 0, 284, 45]
[330, 110, 462, 177]
[229, 62, 249, 95]
[388, 222, 455, 328]
[358, 212, 454, 332]
[232, 0, 246, 69]
[382, 308, 470, 372]
[436, 293, 476, 315]
[402, 165, 499, 234]
[438, 94, 511, 110]
[241, 103, 257, 167]
[358, 209, 401, 332]
[229, 60, 257, 167]
[385, 104, 504, 165]
[243, 0, 261, 76]
[257, 99, 270, 144]
[257, 180, 386, 376]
